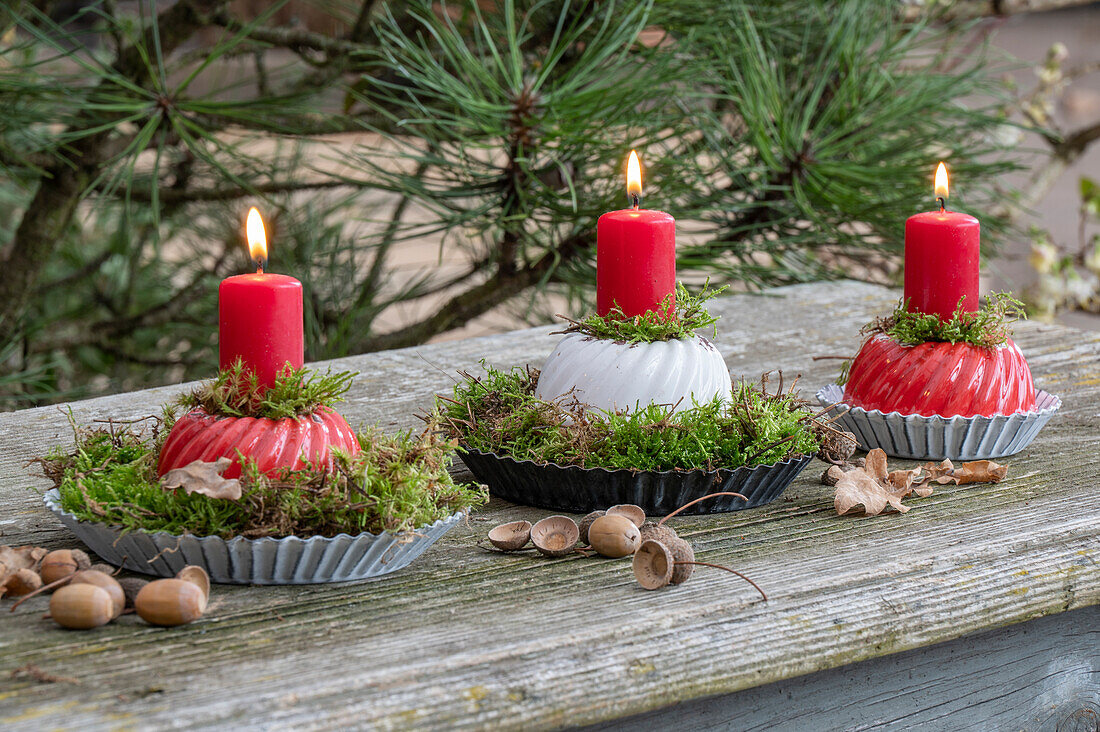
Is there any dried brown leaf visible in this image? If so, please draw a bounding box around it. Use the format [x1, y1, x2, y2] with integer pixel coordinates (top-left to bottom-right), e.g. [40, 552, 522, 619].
[951, 460, 1008, 484]
[160, 458, 242, 501]
[917, 458, 1007, 486]
[864, 448, 889, 482]
[0, 546, 45, 573]
[886, 468, 922, 495]
[834, 468, 910, 516]
[920, 459, 957, 484]
[822, 464, 852, 486]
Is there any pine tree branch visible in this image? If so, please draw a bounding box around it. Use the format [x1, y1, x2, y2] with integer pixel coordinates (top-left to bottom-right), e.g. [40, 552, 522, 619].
[209, 11, 364, 59]
[358, 232, 589, 352]
[350, 0, 381, 43]
[0, 0, 228, 336]
[123, 178, 357, 203]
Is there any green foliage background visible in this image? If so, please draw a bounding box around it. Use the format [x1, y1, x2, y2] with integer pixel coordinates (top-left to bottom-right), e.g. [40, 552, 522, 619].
[0, 0, 1020, 408]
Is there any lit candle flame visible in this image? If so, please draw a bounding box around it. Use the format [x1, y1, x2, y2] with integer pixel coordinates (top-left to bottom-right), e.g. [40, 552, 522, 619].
[246, 207, 267, 272]
[934, 162, 949, 202]
[626, 150, 642, 205]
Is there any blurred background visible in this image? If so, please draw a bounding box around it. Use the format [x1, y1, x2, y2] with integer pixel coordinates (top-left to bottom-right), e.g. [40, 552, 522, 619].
[1, 0, 1098, 409]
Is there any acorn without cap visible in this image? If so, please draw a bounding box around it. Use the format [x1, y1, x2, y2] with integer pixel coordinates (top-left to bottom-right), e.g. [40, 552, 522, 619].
[587, 514, 641, 558]
[39, 549, 91, 585]
[49, 583, 113, 630]
[488, 520, 532, 551]
[135, 578, 206, 626]
[530, 516, 579, 557]
[70, 570, 125, 619]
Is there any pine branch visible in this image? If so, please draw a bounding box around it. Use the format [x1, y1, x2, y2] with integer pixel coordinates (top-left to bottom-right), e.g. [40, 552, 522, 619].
[124, 178, 356, 203]
[359, 233, 589, 352]
[209, 11, 365, 59]
[0, 0, 228, 336]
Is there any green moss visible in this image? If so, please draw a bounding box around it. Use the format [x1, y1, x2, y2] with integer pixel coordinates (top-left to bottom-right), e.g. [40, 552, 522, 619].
[178, 360, 355, 420]
[45, 420, 486, 538]
[432, 366, 820, 471]
[866, 293, 1025, 349]
[556, 281, 726, 344]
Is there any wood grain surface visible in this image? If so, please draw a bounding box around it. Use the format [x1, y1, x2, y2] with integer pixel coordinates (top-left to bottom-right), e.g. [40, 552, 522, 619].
[0, 281, 1097, 730]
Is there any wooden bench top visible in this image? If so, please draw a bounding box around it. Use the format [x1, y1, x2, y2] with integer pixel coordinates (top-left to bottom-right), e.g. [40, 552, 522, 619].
[1, 281, 1097, 729]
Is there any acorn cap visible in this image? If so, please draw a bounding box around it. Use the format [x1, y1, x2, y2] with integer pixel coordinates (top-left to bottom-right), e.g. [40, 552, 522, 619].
[578, 511, 605, 545]
[669, 537, 695, 585]
[118, 577, 149, 609]
[530, 516, 579, 557]
[638, 521, 678, 546]
[587, 514, 641, 559]
[816, 428, 859, 464]
[633, 540, 674, 590]
[488, 520, 532, 551]
[176, 565, 211, 610]
[606, 504, 645, 528]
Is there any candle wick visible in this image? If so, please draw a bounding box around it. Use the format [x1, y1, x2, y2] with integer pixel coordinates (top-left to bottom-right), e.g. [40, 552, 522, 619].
[254, 258, 266, 275]
[631, 193, 640, 210]
[937, 196, 946, 213]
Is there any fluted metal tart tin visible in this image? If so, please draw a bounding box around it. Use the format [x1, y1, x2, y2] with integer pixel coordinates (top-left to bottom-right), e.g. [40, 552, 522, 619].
[44, 489, 463, 585]
[459, 448, 813, 515]
[815, 384, 1061, 461]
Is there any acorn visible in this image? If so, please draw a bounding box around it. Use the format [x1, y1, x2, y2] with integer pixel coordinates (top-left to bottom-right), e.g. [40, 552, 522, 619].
[606, 504, 645, 528]
[135, 578, 206, 626]
[638, 521, 678, 546]
[176, 565, 210, 610]
[578, 511, 605, 545]
[39, 549, 91, 585]
[49, 584, 113, 629]
[530, 516, 579, 557]
[633, 540, 674, 590]
[2, 568, 42, 597]
[668, 538, 695, 585]
[118, 577, 150, 609]
[89, 563, 117, 576]
[488, 521, 532, 551]
[70, 570, 125, 619]
[587, 514, 641, 558]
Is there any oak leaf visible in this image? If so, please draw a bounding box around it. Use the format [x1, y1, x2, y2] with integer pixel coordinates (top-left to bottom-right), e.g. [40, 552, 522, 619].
[918, 458, 1007, 486]
[832, 450, 1009, 516]
[161, 457, 242, 501]
[0, 546, 46, 599]
[835, 469, 911, 515]
[834, 449, 912, 516]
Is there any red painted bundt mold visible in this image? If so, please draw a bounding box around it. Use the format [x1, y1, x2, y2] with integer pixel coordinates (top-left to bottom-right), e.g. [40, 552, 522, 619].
[157, 406, 360, 479]
[842, 334, 1037, 418]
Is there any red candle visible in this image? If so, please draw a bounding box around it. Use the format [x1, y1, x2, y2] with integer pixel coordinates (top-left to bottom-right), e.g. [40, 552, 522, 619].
[596, 151, 676, 317]
[903, 163, 980, 320]
[218, 208, 304, 386]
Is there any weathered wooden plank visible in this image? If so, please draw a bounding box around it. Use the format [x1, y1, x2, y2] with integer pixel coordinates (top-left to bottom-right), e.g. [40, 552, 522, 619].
[0, 281, 1097, 730]
[588, 605, 1100, 731]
